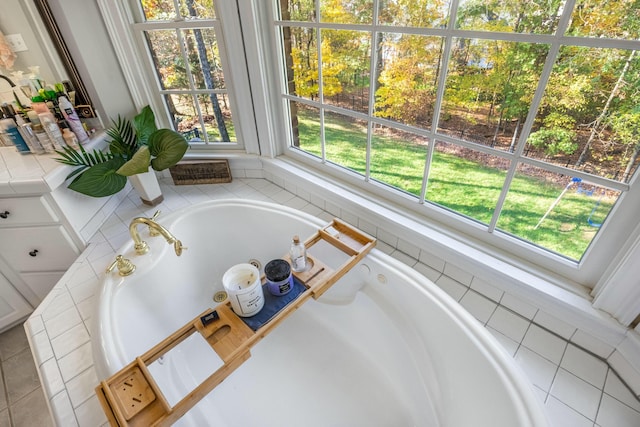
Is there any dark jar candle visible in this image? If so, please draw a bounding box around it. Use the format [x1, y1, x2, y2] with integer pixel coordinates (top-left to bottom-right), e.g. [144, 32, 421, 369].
[264, 259, 294, 296]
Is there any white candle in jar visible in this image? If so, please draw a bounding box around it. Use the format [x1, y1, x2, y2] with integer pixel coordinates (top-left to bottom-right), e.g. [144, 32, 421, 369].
[222, 263, 264, 317]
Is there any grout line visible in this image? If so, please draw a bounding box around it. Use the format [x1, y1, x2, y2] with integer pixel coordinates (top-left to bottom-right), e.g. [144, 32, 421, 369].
[493, 300, 640, 408]
[484, 294, 501, 327]
[0, 358, 14, 427]
[593, 368, 609, 425]
[546, 343, 570, 407]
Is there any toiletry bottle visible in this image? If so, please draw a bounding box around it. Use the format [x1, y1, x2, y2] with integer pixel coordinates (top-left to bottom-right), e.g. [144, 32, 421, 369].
[0, 117, 31, 154]
[289, 235, 307, 272]
[38, 112, 66, 149]
[15, 115, 45, 154]
[30, 98, 50, 114]
[62, 127, 78, 148]
[58, 95, 88, 143]
[32, 124, 55, 153]
[0, 127, 7, 146]
[27, 110, 41, 125]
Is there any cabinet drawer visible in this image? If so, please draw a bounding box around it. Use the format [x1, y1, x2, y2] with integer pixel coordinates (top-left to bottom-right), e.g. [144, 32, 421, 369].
[0, 196, 58, 226]
[0, 226, 80, 272]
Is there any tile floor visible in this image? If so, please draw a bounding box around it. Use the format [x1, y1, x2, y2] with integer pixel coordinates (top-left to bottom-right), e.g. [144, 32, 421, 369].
[0, 323, 52, 427]
[14, 176, 640, 426]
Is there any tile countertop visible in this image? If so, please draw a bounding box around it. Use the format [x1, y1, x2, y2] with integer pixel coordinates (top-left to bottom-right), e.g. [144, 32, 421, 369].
[24, 244, 108, 427]
[0, 132, 106, 195]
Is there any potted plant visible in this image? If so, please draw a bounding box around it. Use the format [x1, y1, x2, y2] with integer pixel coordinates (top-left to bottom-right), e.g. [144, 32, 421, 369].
[56, 105, 188, 204]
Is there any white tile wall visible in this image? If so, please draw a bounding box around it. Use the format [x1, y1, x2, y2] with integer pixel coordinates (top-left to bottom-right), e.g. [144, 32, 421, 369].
[24, 175, 640, 426]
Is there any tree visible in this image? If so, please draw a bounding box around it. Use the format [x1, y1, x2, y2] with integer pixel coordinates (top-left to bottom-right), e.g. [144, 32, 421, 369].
[575, 50, 636, 167]
[609, 108, 640, 182]
[185, 0, 229, 141]
[374, 34, 441, 127]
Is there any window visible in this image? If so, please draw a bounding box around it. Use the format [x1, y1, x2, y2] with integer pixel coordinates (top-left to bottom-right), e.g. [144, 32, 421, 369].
[101, 0, 640, 291]
[274, 0, 640, 263]
[128, 0, 242, 148]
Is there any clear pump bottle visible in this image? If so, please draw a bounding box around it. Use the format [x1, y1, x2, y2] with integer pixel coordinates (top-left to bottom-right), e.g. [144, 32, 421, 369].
[289, 235, 307, 272]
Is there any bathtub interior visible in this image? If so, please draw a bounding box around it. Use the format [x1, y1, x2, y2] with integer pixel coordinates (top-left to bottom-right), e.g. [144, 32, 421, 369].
[95, 200, 546, 426]
[362, 256, 544, 426]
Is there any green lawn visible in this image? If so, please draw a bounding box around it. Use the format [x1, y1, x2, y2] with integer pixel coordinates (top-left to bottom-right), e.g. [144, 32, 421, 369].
[295, 108, 615, 260]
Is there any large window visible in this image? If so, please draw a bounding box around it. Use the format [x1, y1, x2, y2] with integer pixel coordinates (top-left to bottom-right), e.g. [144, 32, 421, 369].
[129, 0, 241, 147]
[101, 0, 640, 292]
[275, 0, 640, 262]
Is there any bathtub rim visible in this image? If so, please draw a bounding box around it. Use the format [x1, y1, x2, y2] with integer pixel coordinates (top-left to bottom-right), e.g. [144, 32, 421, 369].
[92, 198, 549, 426]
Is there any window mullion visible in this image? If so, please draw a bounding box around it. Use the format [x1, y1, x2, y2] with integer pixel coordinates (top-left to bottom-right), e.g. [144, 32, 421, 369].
[421, 0, 458, 203]
[509, 1, 576, 161]
[316, 1, 326, 163]
[487, 0, 577, 232]
[132, 19, 218, 30]
[174, 27, 209, 143]
[365, 0, 382, 182]
[487, 44, 561, 232]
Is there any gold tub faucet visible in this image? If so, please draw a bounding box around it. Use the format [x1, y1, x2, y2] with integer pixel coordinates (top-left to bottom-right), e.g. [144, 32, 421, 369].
[129, 211, 185, 256]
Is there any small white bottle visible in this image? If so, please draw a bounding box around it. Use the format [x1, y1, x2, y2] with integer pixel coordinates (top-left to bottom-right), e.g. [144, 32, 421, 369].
[289, 235, 307, 272]
[62, 128, 79, 148]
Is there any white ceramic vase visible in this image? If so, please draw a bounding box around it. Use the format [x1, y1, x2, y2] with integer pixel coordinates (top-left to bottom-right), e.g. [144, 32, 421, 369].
[128, 168, 164, 206]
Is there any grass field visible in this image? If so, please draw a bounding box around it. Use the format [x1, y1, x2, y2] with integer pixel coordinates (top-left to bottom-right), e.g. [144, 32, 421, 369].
[295, 108, 616, 260]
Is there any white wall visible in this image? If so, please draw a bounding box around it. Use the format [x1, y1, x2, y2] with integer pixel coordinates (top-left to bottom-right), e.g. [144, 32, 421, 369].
[45, 0, 136, 122]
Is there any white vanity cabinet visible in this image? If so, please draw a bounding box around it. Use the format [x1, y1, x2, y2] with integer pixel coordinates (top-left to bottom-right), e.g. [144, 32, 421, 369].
[0, 134, 124, 331]
[0, 271, 32, 329]
[0, 197, 81, 304]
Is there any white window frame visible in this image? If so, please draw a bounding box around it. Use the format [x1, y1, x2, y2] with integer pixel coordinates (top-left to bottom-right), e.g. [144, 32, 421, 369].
[97, 0, 260, 154]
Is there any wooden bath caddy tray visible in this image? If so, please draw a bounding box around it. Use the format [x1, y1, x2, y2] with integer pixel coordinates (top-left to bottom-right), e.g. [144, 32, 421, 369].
[96, 218, 375, 426]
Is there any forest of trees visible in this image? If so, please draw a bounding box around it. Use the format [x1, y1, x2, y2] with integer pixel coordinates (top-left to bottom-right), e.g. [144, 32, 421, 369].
[281, 0, 640, 183]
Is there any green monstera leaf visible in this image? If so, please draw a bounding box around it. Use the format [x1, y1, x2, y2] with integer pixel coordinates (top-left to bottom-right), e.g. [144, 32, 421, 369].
[148, 129, 189, 171]
[68, 157, 127, 197]
[116, 146, 152, 176]
[133, 105, 158, 146]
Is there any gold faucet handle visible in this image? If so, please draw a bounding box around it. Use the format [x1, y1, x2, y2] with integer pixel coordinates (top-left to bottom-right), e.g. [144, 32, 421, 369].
[174, 240, 187, 256]
[149, 210, 162, 236]
[106, 255, 136, 276]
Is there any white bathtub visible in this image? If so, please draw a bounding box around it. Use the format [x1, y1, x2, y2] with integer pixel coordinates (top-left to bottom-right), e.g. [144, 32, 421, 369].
[92, 199, 548, 426]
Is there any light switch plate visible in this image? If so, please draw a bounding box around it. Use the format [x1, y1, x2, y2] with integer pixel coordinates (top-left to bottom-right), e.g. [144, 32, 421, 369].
[5, 34, 28, 52]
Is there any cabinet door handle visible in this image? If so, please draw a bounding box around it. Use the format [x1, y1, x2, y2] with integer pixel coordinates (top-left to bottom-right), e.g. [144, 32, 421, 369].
[0, 211, 9, 219]
[29, 249, 39, 257]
